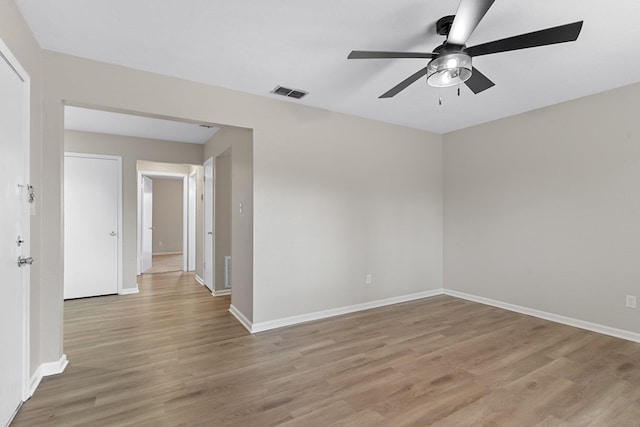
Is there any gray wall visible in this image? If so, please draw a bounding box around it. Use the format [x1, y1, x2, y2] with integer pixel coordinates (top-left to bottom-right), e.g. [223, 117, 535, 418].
[7, 0, 640, 376]
[151, 178, 183, 254]
[444, 83, 640, 334]
[64, 131, 203, 290]
[41, 48, 443, 349]
[205, 126, 254, 320]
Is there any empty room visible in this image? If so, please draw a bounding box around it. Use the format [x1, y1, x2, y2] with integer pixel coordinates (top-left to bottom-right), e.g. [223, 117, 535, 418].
[1, 0, 639, 426]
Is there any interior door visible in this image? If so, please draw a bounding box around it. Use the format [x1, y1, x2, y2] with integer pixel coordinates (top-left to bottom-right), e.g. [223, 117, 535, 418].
[203, 157, 214, 290]
[141, 176, 153, 273]
[188, 171, 197, 271]
[0, 47, 29, 426]
[64, 154, 119, 299]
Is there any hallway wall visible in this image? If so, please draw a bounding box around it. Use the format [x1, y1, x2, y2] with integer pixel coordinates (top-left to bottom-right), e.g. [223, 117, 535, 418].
[65, 130, 203, 289]
[152, 178, 183, 254]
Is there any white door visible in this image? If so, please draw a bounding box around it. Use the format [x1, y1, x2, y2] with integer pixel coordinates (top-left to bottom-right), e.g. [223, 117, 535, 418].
[203, 157, 214, 290]
[0, 45, 29, 426]
[141, 176, 153, 273]
[188, 171, 197, 271]
[64, 154, 119, 299]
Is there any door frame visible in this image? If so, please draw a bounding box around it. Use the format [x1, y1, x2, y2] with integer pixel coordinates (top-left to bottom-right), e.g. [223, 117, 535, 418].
[203, 156, 215, 292]
[188, 171, 197, 272]
[136, 170, 192, 274]
[0, 35, 31, 404]
[64, 152, 123, 295]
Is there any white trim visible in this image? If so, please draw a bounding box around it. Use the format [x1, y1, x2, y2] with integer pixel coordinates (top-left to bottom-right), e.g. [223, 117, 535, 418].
[212, 288, 231, 297]
[6, 404, 21, 427]
[194, 274, 204, 286]
[137, 170, 192, 275]
[64, 152, 123, 297]
[136, 171, 141, 275]
[28, 368, 42, 397]
[229, 304, 253, 333]
[119, 285, 139, 295]
[29, 354, 69, 397]
[203, 157, 215, 291]
[41, 354, 68, 376]
[230, 284, 640, 343]
[250, 289, 444, 333]
[182, 173, 188, 272]
[188, 170, 197, 272]
[444, 289, 640, 344]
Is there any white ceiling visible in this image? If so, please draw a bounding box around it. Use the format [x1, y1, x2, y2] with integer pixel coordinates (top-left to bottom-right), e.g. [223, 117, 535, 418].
[17, 0, 640, 134]
[64, 106, 219, 144]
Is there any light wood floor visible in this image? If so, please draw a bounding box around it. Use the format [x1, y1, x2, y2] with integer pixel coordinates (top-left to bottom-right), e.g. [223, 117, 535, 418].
[145, 253, 183, 274]
[13, 273, 640, 426]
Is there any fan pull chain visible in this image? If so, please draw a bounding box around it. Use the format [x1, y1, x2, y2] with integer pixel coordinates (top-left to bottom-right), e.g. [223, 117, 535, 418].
[458, 85, 460, 97]
[438, 88, 442, 106]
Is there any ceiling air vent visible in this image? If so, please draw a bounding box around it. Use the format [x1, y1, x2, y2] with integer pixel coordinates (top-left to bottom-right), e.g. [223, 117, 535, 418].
[271, 86, 308, 99]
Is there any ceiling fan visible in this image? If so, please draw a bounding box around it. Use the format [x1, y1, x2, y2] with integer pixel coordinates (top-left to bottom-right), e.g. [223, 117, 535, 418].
[348, 0, 583, 98]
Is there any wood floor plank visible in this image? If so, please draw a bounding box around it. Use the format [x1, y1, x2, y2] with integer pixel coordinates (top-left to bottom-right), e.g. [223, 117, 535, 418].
[12, 272, 640, 426]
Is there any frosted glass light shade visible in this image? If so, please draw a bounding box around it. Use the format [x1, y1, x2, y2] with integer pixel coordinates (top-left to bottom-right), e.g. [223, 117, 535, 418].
[426, 53, 472, 87]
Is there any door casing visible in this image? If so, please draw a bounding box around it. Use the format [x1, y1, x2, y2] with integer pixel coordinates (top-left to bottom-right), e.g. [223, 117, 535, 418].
[137, 170, 194, 274]
[203, 156, 214, 291]
[63, 152, 122, 298]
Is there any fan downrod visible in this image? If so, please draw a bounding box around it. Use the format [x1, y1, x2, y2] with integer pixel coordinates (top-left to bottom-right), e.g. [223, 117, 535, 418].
[436, 15, 455, 36]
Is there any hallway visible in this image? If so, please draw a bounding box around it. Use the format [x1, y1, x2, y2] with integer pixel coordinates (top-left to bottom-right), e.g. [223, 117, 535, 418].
[13, 272, 243, 425]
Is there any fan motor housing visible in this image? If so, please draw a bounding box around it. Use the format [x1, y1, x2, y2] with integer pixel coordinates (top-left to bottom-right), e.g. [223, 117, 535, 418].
[436, 15, 455, 36]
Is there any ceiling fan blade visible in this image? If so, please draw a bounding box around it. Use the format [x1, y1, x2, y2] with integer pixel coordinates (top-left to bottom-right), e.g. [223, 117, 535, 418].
[379, 66, 429, 98]
[465, 67, 495, 94]
[348, 51, 435, 59]
[447, 0, 495, 46]
[466, 21, 583, 57]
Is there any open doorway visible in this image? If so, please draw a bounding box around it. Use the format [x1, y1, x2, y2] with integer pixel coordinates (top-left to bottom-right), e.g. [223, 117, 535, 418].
[214, 148, 232, 295]
[141, 176, 184, 274]
[62, 104, 254, 329]
[137, 164, 201, 275]
[64, 105, 215, 294]
[202, 148, 232, 295]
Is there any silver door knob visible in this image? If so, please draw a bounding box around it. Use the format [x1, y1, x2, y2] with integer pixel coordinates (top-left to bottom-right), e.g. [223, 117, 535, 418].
[208, 231, 213, 235]
[110, 231, 117, 236]
[18, 256, 33, 267]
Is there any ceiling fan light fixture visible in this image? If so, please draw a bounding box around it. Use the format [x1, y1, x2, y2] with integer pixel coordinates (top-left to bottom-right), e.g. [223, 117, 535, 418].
[426, 53, 472, 88]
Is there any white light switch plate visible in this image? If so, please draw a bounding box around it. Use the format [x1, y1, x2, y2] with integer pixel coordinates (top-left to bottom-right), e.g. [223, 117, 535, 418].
[626, 295, 637, 309]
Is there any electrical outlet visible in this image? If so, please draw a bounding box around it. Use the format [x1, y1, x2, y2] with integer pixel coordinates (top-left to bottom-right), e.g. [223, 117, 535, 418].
[365, 274, 372, 285]
[626, 295, 637, 309]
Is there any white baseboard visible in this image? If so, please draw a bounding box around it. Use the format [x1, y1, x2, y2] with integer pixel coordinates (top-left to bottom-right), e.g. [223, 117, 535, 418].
[29, 369, 42, 397]
[234, 286, 640, 343]
[229, 304, 253, 333]
[152, 251, 182, 256]
[250, 289, 444, 334]
[213, 289, 231, 297]
[444, 289, 640, 344]
[29, 354, 69, 397]
[194, 275, 204, 286]
[119, 284, 139, 295]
